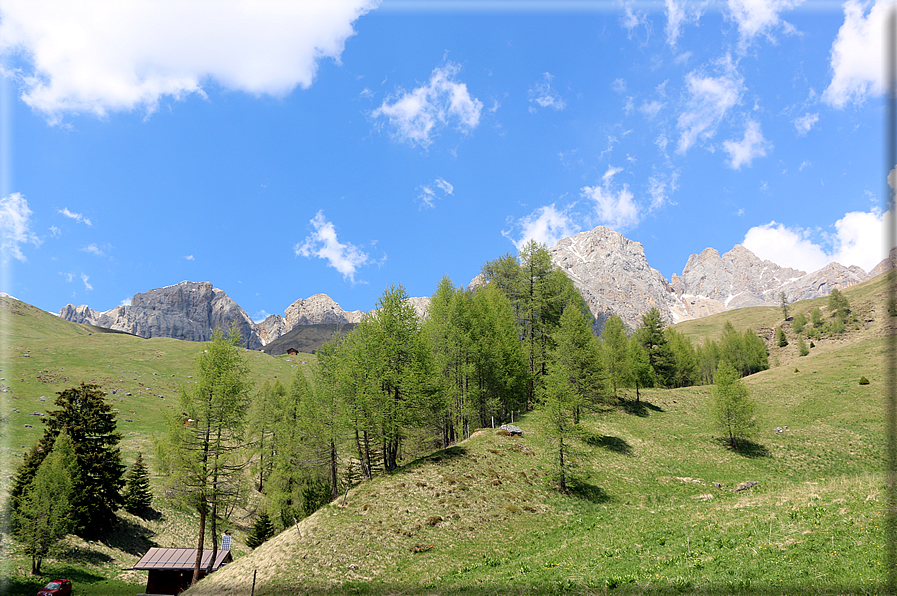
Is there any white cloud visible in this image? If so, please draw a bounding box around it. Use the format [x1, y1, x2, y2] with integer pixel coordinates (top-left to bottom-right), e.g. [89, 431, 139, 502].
[621, 0, 648, 39]
[80, 272, 93, 291]
[665, 0, 703, 46]
[253, 309, 271, 323]
[120, 296, 132, 307]
[416, 177, 454, 209]
[503, 203, 580, 250]
[59, 271, 74, 283]
[184, 254, 195, 261]
[295, 211, 369, 283]
[639, 100, 664, 119]
[793, 112, 819, 136]
[0, 192, 40, 262]
[743, 209, 891, 273]
[676, 54, 744, 154]
[727, 0, 803, 49]
[49, 225, 61, 237]
[648, 169, 679, 211]
[799, 159, 811, 171]
[611, 78, 627, 93]
[823, 0, 892, 108]
[528, 72, 566, 112]
[371, 62, 483, 149]
[723, 119, 771, 169]
[58, 207, 92, 226]
[82, 243, 105, 256]
[0, 0, 377, 123]
[581, 166, 641, 231]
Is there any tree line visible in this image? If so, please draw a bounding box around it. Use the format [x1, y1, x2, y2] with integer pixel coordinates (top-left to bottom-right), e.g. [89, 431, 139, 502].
[5, 240, 772, 583]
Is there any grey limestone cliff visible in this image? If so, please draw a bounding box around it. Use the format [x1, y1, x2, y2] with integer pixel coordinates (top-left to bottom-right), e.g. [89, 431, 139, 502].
[549, 226, 680, 331]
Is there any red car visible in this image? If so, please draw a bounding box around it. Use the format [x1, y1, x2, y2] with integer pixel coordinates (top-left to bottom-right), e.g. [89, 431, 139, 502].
[37, 579, 72, 596]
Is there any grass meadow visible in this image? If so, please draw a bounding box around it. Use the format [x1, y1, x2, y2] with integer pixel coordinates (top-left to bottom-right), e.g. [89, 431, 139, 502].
[0, 272, 892, 595]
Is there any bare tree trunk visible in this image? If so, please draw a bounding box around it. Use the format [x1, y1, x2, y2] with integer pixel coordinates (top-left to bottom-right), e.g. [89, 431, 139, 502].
[329, 438, 339, 500]
[192, 499, 206, 584]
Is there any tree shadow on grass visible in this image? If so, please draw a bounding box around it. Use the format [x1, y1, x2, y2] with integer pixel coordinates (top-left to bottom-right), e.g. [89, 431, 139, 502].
[566, 478, 611, 504]
[580, 431, 632, 455]
[94, 515, 156, 556]
[402, 445, 469, 472]
[620, 399, 663, 417]
[715, 437, 770, 458]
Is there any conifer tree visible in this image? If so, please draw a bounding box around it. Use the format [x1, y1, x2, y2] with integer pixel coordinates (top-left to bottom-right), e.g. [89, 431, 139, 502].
[776, 327, 788, 347]
[15, 433, 79, 574]
[246, 511, 275, 549]
[11, 383, 124, 536]
[122, 452, 153, 514]
[160, 325, 252, 584]
[634, 308, 675, 387]
[711, 360, 757, 448]
[601, 315, 629, 400]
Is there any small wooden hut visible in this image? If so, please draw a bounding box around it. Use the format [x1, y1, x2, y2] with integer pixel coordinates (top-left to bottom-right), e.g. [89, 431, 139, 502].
[132, 547, 232, 595]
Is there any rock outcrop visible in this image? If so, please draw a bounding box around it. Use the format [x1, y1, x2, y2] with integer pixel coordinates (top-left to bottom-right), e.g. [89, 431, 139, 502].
[60, 281, 263, 349]
[549, 227, 680, 331]
[284, 294, 365, 327]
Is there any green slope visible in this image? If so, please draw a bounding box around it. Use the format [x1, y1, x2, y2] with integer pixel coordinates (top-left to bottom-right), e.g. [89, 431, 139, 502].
[0, 273, 892, 595]
[181, 277, 891, 595]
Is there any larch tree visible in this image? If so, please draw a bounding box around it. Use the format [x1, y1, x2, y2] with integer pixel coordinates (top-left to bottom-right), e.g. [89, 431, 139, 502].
[161, 325, 252, 584]
[711, 360, 757, 448]
[601, 314, 629, 401]
[541, 305, 604, 490]
[15, 432, 79, 575]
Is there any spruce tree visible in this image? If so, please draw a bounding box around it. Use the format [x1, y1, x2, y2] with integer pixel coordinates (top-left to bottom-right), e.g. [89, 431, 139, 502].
[246, 511, 275, 549]
[12, 383, 124, 536]
[776, 327, 788, 347]
[123, 453, 153, 514]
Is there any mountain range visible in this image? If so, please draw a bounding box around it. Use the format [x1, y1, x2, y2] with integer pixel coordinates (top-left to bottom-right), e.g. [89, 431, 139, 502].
[58, 226, 891, 348]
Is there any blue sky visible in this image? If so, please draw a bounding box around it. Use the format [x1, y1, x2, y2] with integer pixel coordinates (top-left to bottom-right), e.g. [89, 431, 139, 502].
[0, 0, 892, 322]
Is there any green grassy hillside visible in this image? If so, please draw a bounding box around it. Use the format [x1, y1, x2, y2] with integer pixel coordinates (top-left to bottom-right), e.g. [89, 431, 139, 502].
[0, 273, 891, 595]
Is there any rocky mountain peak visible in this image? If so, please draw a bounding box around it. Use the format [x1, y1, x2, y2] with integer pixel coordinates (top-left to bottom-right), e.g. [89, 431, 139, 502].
[550, 226, 680, 331]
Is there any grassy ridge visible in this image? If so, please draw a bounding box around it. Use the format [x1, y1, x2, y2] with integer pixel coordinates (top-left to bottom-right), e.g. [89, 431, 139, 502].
[0, 273, 891, 594]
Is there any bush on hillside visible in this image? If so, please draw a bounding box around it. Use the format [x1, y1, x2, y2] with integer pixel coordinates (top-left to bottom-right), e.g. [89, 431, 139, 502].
[859, 376, 870, 385]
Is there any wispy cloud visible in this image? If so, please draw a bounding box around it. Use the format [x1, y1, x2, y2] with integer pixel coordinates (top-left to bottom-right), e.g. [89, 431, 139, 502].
[581, 165, 641, 231]
[371, 62, 483, 149]
[723, 119, 771, 169]
[295, 211, 370, 283]
[726, 0, 803, 50]
[0, 0, 378, 124]
[80, 272, 93, 291]
[793, 112, 819, 136]
[823, 0, 890, 108]
[184, 255, 195, 261]
[676, 54, 744, 154]
[503, 203, 580, 250]
[664, 0, 704, 47]
[416, 177, 454, 209]
[0, 193, 41, 262]
[58, 208, 92, 226]
[82, 243, 105, 256]
[528, 72, 566, 113]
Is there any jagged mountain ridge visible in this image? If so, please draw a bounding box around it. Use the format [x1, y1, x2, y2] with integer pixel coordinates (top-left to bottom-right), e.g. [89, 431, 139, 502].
[58, 227, 889, 346]
[551, 226, 877, 331]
